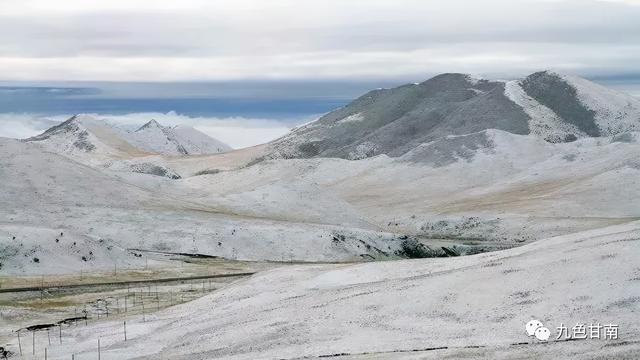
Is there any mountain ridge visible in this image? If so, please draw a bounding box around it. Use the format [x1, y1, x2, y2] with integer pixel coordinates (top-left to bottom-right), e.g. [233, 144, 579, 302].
[265, 70, 640, 160]
[25, 115, 232, 157]
[22, 115, 232, 178]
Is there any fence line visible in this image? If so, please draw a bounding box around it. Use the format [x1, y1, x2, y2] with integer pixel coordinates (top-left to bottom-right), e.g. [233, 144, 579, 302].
[5, 278, 227, 359]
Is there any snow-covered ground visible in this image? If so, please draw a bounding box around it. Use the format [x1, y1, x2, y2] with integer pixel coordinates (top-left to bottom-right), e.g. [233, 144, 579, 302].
[7, 220, 637, 359]
[3, 126, 640, 275]
[0, 138, 416, 275]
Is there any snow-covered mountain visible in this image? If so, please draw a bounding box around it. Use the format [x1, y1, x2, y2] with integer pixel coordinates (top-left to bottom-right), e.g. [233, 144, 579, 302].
[25, 115, 231, 158]
[22, 115, 231, 178]
[266, 71, 640, 160]
[126, 119, 232, 155]
[25, 114, 148, 163]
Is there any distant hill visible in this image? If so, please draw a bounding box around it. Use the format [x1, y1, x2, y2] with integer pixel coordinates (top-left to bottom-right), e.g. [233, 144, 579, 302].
[23, 115, 232, 178]
[25, 115, 231, 157]
[128, 119, 232, 155]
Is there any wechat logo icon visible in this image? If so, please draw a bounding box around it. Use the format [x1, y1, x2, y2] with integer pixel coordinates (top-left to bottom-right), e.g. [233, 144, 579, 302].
[526, 319, 550, 341]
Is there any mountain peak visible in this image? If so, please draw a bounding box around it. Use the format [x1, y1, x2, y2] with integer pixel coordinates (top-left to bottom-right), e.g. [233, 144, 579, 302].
[25, 114, 86, 142]
[57, 114, 90, 128]
[136, 119, 163, 132]
[418, 73, 481, 87]
[128, 119, 231, 155]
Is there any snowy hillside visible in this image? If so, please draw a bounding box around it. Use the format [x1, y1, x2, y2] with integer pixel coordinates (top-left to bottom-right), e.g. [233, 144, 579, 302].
[21, 220, 640, 359]
[266, 71, 640, 160]
[0, 139, 419, 275]
[3, 126, 640, 275]
[24, 114, 149, 165]
[0, 225, 145, 275]
[182, 129, 640, 247]
[125, 119, 232, 156]
[562, 73, 640, 135]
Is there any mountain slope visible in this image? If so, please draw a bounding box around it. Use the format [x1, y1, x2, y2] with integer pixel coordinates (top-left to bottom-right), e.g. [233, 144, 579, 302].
[24, 220, 640, 359]
[24, 114, 149, 163]
[186, 129, 640, 247]
[126, 119, 232, 155]
[8, 127, 639, 275]
[562, 73, 640, 135]
[0, 137, 154, 273]
[0, 138, 420, 275]
[266, 71, 640, 160]
[268, 74, 530, 159]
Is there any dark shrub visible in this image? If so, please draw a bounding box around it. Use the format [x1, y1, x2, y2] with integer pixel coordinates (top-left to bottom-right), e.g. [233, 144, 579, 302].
[395, 239, 433, 258]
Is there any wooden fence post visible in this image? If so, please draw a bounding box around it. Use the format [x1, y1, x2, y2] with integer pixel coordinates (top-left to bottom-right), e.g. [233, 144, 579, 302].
[17, 330, 22, 356]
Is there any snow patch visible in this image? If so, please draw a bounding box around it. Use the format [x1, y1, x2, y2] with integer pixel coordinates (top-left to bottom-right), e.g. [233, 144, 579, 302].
[336, 112, 365, 124]
[348, 141, 378, 160]
[504, 80, 587, 142]
[561, 74, 640, 135]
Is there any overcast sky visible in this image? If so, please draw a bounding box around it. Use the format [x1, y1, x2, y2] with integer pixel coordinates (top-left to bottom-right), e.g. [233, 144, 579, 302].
[1, 0, 639, 82]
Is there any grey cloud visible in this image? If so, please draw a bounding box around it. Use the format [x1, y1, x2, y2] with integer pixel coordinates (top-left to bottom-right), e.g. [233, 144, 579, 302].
[0, 0, 638, 81]
[1, 0, 639, 57]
